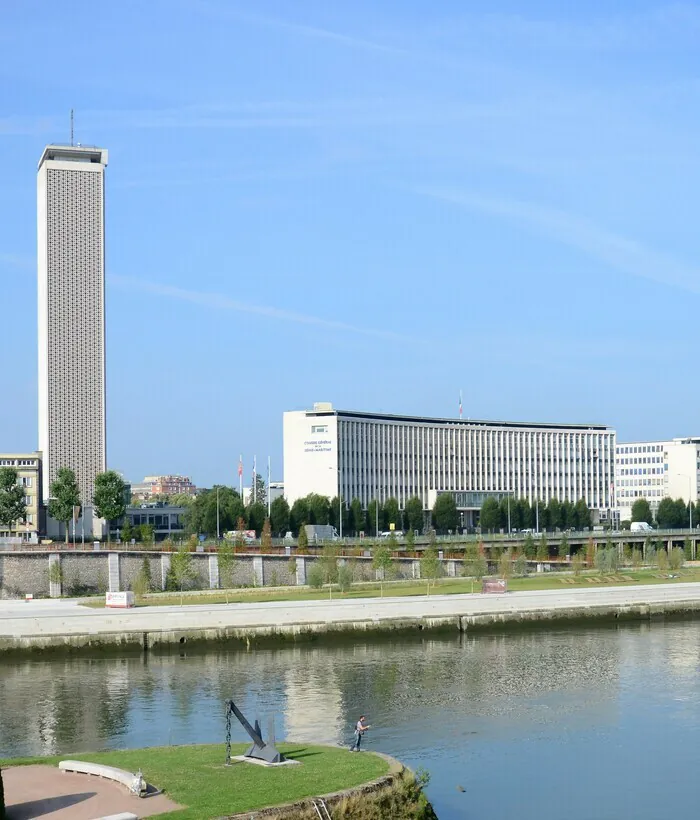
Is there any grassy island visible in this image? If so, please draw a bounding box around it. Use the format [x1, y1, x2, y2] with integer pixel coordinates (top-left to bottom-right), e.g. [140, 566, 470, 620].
[1, 743, 391, 819]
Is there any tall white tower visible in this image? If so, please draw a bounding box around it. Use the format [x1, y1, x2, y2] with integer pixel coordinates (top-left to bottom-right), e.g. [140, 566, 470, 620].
[37, 144, 108, 513]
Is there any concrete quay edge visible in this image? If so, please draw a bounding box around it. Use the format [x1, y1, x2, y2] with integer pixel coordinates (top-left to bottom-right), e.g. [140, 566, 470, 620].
[3, 589, 700, 654]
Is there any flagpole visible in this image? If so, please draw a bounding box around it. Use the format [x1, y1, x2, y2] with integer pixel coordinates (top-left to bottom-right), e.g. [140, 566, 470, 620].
[267, 456, 271, 518]
[239, 454, 243, 499]
[253, 455, 257, 503]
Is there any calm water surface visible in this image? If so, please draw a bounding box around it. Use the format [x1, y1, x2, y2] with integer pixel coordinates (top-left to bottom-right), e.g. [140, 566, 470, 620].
[2, 622, 700, 819]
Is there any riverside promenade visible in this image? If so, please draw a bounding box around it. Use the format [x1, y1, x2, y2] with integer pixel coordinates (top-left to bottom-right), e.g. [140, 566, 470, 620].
[3, 582, 700, 653]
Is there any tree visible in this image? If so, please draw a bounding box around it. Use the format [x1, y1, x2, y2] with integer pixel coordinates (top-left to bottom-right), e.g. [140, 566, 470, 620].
[433, 494, 459, 534]
[420, 546, 441, 594]
[350, 498, 364, 535]
[404, 495, 424, 535]
[517, 498, 533, 529]
[93, 471, 127, 544]
[269, 496, 290, 536]
[656, 497, 682, 529]
[249, 472, 267, 507]
[547, 498, 562, 531]
[462, 543, 487, 582]
[0, 467, 26, 537]
[536, 533, 549, 562]
[631, 497, 653, 524]
[120, 520, 133, 544]
[306, 493, 331, 525]
[498, 549, 513, 579]
[372, 543, 393, 596]
[185, 486, 244, 538]
[573, 499, 591, 530]
[533, 499, 548, 531]
[290, 498, 309, 535]
[319, 544, 339, 598]
[523, 533, 536, 559]
[170, 545, 197, 605]
[218, 541, 236, 602]
[558, 533, 569, 560]
[367, 500, 380, 535]
[383, 497, 401, 532]
[246, 501, 266, 536]
[261, 517, 272, 551]
[48, 467, 81, 544]
[297, 524, 309, 552]
[479, 498, 502, 532]
[139, 523, 154, 545]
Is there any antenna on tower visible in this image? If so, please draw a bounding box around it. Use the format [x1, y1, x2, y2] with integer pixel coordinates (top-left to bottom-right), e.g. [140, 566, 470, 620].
[70, 109, 74, 146]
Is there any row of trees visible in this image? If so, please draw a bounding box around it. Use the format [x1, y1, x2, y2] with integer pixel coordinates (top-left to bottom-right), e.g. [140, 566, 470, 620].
[479, 496, 592, 533]
[183, 486, 461, 538]
[0, 466, 129, 544]
[630, 497, 700, 529]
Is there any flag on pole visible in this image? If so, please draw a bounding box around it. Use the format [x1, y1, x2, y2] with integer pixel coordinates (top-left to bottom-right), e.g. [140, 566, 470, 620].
[237, 456, 243, 478]
[459, 391, 463, 419]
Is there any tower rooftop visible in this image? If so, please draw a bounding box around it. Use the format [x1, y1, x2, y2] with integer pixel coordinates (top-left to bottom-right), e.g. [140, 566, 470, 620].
[38, 144, 108, 170]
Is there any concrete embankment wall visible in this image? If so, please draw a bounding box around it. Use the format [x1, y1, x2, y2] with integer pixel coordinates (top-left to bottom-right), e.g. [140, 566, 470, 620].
[0, 550, 441, 599]
[3, 598, 700, 656]
[225, 755, 437, 820]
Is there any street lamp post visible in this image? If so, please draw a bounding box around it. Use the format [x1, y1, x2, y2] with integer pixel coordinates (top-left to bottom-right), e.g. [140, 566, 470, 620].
[216, 486, 220, 541]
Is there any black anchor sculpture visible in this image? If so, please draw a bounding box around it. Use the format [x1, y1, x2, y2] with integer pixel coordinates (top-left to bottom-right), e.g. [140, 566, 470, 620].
[225, 699, 286, 765]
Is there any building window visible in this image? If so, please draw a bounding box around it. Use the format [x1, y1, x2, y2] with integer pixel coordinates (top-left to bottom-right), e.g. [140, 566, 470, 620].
[311, 425, 328, 434]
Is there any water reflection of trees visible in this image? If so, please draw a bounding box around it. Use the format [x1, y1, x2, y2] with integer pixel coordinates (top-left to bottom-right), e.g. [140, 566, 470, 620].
[2, 624, 691, 759]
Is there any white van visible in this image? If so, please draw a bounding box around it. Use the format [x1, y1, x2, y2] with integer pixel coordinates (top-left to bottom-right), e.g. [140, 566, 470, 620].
[630, 521, 653, 532]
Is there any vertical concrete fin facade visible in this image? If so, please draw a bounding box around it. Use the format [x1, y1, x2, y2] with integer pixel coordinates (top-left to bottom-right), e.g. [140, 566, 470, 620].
[37, 145, 108, 511]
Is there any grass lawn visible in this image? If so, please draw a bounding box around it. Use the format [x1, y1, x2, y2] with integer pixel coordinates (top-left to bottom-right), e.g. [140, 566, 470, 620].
[0, 743, 390, 819]
[81, 567, 700, 608]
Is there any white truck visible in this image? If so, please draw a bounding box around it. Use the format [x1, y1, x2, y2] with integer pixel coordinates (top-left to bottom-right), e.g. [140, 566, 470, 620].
[630, 521, 653, 532]
[304, 524, 339, 543]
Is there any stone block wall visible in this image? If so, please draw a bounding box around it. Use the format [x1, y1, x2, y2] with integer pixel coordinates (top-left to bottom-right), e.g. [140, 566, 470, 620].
[0, 554, 50, 598]
[0, 550, 427, 597]
[61, 553, 109, 594]
[261, 556, 297, 587]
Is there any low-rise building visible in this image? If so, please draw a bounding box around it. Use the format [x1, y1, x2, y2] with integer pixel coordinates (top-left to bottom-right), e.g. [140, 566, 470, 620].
[0, 452, 43, 541]
[131, 475, 197, 500]
[284, 402, 616, 528]
[615, 437, 700, 521]
[122, 503, 187, 542]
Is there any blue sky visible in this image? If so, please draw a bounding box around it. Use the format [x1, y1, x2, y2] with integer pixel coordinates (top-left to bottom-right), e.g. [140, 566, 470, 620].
[2, 1, 700, 487]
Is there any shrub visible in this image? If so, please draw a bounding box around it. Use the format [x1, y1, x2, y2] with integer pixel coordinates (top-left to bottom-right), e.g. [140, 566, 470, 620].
[307, 563, 323, 589]
[514, 553, 528, 577]
[572, 552, 584, 576]
[498, 549, 512, 579]
[337, 564, 353, 593]
[656, 549, 669, 571]
[631, 549, 643, 569]
[669, 547, 684, 571]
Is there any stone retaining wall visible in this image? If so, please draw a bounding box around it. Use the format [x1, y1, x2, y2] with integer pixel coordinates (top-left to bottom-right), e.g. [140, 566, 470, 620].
[0, 551, 431, 598]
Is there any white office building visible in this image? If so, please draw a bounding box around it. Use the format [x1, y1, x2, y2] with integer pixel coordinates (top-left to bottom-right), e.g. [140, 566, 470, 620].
[37, 144, 108, 530]
[615, 437, 700, 521]
[284, 403, 616, 525]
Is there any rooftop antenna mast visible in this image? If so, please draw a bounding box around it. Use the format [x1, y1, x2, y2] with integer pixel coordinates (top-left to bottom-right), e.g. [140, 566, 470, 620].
[70, 109, 74, 146]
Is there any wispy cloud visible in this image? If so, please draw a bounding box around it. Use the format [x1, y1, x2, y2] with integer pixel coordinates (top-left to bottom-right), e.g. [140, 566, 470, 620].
[419, 189, 700, 296]
[109, 274, 415, 343]
[187, 0, 411, 57]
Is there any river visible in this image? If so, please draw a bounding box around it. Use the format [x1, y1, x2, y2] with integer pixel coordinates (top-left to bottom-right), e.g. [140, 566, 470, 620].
[1, 621, 699, 819]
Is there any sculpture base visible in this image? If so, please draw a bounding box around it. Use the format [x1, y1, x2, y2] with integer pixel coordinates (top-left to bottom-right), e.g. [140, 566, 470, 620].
[229, 755, 300, 768]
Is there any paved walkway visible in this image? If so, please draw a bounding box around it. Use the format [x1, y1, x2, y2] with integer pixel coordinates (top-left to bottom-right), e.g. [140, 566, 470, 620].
[3, 764, 180, 819]
[1, 582, 700, 639]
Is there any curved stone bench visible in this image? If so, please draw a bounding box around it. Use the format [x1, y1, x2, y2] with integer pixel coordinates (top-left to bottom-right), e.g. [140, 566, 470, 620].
[59, 760, 146, 796]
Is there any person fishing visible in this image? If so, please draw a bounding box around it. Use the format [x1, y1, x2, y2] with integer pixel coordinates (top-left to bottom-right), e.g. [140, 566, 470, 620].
[351, 715, 369, 751]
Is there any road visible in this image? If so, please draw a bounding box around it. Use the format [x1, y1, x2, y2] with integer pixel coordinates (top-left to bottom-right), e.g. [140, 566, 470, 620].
[2, 582, 700, 639]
